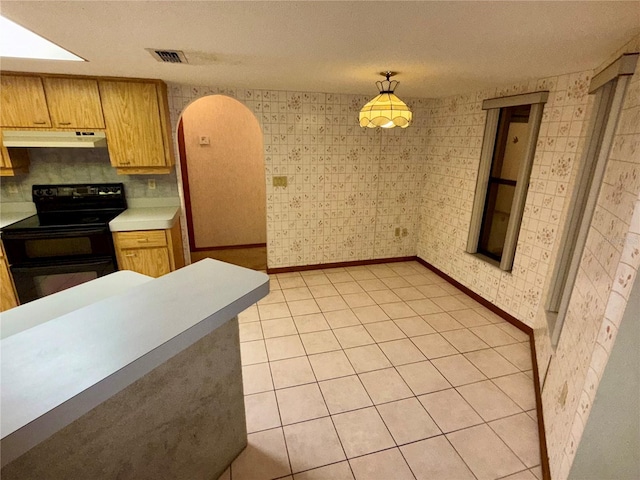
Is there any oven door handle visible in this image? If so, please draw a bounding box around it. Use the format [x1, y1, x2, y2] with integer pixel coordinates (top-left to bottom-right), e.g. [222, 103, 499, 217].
[2, 227, 110, 240]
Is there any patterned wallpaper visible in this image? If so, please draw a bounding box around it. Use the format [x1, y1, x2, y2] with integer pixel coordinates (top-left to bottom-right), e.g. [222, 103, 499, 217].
[416, 71, 593, 326]
[538, 35, 640, 479]
[415, 34, 639, 480]
[166, 87, 430, 268]
[0, 148, 178, 203]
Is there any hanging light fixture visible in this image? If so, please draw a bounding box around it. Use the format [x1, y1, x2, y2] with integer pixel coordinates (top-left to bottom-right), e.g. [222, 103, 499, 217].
[359, 71, 412, 129]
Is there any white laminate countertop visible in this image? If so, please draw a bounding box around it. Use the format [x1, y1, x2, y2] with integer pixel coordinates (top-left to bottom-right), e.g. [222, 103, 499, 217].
[0, 259, 269, 466]
[0, 270, 152, 340]
[109, 206, 181, 231]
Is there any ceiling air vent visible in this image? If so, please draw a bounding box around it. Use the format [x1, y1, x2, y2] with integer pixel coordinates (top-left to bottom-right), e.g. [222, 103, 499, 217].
[146, 49, 188, 64]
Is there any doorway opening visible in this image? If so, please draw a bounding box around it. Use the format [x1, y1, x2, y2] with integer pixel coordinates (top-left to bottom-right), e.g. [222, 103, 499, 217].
[178, 95, 267, 270]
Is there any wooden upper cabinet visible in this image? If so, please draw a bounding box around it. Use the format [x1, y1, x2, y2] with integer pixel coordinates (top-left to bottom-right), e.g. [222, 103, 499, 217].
[43, 78, 105, 128]
[0, 75, 51, 127]
[99, 81, 171, 172]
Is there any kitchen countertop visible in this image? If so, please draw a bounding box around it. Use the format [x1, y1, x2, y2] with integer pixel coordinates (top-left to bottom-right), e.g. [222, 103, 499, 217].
[1, 199, 182, 232]
[109, 205, 181, 231]
[1, 270, 152, 340]
[109, 197, 182, 231]
[0, 258, 269, 466]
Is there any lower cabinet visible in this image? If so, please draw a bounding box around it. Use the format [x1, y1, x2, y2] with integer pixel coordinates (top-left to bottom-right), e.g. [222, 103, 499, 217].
[112, 221, 184, 278]
[1, 241, 19, 312]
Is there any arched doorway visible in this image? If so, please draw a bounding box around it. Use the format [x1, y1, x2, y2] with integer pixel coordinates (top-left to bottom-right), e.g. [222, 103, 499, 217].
[178, 95, 267, 270]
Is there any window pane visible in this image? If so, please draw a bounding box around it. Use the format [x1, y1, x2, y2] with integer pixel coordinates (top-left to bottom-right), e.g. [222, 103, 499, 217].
[478, 183, 516, 260]
[491, 105, 531, 180]
[500, 121, 530, 180]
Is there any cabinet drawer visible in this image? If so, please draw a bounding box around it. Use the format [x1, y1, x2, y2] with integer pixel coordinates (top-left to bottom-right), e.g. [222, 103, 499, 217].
[114, 230, 167, 249]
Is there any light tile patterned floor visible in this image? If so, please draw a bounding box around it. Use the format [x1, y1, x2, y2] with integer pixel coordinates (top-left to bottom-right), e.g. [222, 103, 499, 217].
[221, 261, 543, 480]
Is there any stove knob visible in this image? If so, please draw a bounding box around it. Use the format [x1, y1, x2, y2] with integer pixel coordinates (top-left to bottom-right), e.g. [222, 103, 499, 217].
[46, 189, 54, 196]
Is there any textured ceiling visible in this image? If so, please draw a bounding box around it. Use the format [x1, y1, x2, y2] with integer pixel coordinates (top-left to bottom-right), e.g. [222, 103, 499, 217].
[1, 1, 639, 97]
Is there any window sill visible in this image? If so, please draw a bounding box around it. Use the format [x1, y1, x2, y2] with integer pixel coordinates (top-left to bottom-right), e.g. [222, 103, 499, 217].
[468, 251, 509, 271]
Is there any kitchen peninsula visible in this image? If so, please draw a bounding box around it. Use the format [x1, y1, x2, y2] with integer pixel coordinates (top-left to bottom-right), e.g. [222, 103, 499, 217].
[0, 258, 269, 480]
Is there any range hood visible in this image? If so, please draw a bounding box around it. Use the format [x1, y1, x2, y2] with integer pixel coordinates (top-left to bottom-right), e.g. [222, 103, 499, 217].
[2, 130, 107, 148]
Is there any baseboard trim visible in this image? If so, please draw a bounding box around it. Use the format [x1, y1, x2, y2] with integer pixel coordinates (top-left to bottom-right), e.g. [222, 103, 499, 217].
[414, 257, 532, 334]
[415, 256, 550, 480]
[192, 243, 267, 252]
[530, 333, 552, 480]
[266, 256, 416, 274]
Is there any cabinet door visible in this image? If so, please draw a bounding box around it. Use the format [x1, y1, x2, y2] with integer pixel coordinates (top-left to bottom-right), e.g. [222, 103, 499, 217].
[0, 244, 18, 311]
[0, 75, 51, 127]
[99, 81, 166, 168]
[43, 78, 105, 128]
[118, 247, 171, 278]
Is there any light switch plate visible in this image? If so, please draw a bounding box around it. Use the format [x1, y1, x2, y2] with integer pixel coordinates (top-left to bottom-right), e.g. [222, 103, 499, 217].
[273, 176, 288, 187]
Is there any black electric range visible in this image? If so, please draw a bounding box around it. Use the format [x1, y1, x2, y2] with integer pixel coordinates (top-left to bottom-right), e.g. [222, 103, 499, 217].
[1, 184, 127, 304]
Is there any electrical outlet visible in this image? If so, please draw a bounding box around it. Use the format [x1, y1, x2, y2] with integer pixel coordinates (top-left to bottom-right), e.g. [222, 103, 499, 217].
[394, 227, 401, 237]
[402, 228, 408, 237]
[199, 136, 210, 145]
[147, 179, 156, 190]
[273, 176, 288, 187]
[7, 184, 19, 194]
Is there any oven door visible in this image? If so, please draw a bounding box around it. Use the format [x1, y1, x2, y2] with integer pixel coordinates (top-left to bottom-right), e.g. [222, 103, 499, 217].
[2, 226, 115, 264]
[10, 257, 116, 304]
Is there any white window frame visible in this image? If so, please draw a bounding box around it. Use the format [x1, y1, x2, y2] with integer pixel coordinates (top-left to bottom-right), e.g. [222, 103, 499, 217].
[467, 91, 548, 271]
[546, 53, 638, 347]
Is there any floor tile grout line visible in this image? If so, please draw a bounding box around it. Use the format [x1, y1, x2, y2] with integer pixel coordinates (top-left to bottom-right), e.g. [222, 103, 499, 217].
[485, 417, 542, 471]
[265, 353, 295, 478]
[271, 344, 348, 476]
[243, 353, 531, 394]
[304, 345, 358, 480]
[494, 465, 541, 480]
[245, 340, 533, 397]
[440, 432, 482, 480]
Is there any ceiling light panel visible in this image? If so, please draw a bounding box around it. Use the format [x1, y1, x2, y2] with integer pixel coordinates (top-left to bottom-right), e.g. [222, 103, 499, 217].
[0, 15, 84, 61]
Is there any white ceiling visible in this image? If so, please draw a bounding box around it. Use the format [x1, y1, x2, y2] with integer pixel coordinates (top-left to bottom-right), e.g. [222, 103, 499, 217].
[1, 1, 639, 98]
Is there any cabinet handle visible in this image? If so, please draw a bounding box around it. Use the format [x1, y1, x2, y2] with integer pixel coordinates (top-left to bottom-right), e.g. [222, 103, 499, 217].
[33, 121, 47, 125]
[124, 253, 137, 257]
[120, 161, 131, 165]
[137, 239, 149, 243]
[58, 122, 72, 125]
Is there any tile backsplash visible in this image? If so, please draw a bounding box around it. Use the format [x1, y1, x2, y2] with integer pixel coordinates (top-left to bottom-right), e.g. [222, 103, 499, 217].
[0, 147, 178, 203]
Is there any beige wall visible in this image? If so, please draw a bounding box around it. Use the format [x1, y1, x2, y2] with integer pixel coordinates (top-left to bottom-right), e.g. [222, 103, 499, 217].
[181, 95, 266, 248]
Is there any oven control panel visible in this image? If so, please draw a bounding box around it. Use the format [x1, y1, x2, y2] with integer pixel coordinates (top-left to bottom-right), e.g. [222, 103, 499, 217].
[32, 183, 127, 212]
[33, 184, 123, 199]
